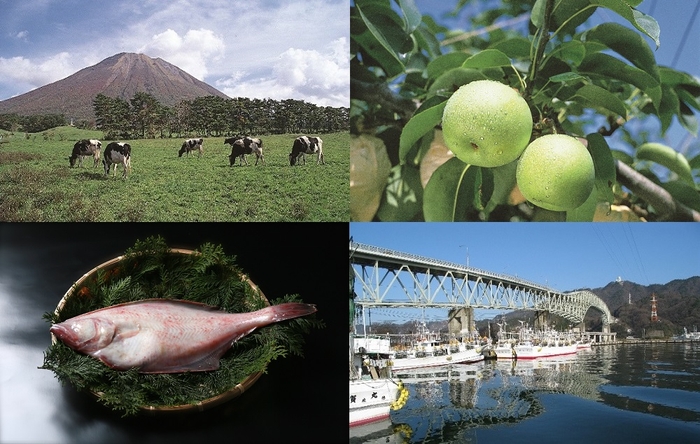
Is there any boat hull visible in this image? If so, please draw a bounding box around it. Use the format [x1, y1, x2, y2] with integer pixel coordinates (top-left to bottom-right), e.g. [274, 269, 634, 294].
[391, 348, 484, 371]
[512, 344, 578, 360]
[349, 379, 400, 427]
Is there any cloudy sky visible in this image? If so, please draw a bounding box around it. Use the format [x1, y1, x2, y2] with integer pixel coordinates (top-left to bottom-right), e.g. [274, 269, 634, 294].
[0, 0, 349, 107]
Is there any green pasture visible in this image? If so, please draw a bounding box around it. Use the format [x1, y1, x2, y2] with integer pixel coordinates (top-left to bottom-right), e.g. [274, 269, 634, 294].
[0, 127, 349, 221]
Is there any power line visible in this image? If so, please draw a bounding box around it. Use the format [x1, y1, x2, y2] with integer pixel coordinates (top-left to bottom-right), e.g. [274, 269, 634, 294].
[671, 1, 700, 67]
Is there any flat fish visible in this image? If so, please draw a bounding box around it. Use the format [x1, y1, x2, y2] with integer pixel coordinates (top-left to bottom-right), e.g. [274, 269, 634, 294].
[50, 299, 317, 374]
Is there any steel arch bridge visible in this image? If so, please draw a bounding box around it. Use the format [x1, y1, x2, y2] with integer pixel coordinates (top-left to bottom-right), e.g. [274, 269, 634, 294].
[350, 242, 612, 328]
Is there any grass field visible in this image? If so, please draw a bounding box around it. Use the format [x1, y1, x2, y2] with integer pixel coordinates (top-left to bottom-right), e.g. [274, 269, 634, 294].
[0, 127, 349, 221]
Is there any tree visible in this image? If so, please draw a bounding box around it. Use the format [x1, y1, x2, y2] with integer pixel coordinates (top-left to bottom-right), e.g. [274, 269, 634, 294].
[130, 92, 165, 139]
[350, 0, 700, 221]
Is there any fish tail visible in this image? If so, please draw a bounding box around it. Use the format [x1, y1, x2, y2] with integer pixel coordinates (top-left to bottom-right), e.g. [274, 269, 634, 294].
[265, 302, 317, 323]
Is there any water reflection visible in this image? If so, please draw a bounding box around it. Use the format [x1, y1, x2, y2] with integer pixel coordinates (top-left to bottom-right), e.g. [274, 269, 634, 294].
[383, 355, 599, 443]
[351, 344, 700, 443]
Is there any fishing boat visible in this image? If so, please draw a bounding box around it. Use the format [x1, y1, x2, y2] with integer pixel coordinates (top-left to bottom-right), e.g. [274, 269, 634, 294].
[511, 327, 578, 359]
[349, 251, 406, 428]
[492, 319, 519, 359]
[493, 320, 577, 360]
[350, 334, 407, 427]
[390, 323, 484, 371]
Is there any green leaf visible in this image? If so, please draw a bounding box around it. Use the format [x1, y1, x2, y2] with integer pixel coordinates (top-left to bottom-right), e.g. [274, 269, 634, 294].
[399, 99, 446, 163]
[578, 53, 661, 109]
[428, 68, 491, 97]
[660, 181, 700, 211]
[584, 22, 659, 81]
[376, 164, 424, 221]
[658, 84, 680, 134]
[423, 158, 483, 221]
[426, 53, 470, 80]
[354, 4, 406, 77]
[484, 160, 518, 215]
[549, 72, 587, 83]
[677, 88, 700, 112]
[689, 153, 700, 170]
[611, 149, 634, 165]
[659, 66, 700, 87]
[534, 0, 596, 35]
[489, 37, 532, 59]
[573, 84, 628, 117]
[414, 24, 442, 59]
[589, 0, 660, 48]
[549, 40, 587, 66]
[566, 188, 597, 221]
[462, 49, 512, 69]
[636, 142, 695, 186]
[586, 132, 616, 204]
[397, 0, 422, 34]
[551, 0, 597, 36]
[678, 110, 699, 137]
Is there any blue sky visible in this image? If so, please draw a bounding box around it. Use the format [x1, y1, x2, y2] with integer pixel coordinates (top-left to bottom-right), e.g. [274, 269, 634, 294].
[413, 0, 700, 160]
[0, 0, 348, 107]
[350, 223, 700, 322]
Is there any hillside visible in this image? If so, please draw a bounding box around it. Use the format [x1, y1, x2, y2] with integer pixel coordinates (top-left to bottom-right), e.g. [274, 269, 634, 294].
[0, 53, 229, 121]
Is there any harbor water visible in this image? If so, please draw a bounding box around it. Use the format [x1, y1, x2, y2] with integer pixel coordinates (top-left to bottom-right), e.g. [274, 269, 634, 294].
[350, 342, 700, 443]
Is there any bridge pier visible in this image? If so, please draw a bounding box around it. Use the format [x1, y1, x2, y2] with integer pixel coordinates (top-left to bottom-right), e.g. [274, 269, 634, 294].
[448, 307, 474, 337]
[533, 311, 549, 330]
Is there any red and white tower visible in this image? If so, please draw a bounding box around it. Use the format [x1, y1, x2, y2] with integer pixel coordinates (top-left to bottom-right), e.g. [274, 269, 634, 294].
[651, 293, 658, 322]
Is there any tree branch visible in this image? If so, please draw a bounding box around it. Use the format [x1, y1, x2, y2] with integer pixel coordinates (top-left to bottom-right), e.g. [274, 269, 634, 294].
[441, 14, 530, 46]
[615, 160, 700, 221]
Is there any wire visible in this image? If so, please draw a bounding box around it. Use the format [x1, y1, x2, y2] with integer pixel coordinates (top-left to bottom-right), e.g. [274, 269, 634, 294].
[671, 1, 700, 67]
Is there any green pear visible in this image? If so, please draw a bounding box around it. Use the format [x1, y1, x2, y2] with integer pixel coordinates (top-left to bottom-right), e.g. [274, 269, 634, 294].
[442, 80, 532, 167]
[516, 134, 595, 211]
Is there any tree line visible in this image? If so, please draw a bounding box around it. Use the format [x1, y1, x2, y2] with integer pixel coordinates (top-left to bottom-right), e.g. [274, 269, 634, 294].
[94, 93, 349, 139]
[0, 93, 349, 137]
[0, 113, 67, 133]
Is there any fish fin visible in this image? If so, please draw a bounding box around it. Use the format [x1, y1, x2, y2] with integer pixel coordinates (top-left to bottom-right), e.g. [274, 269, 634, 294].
[266, 302, 317, 323]
[114, 321, 140, 340]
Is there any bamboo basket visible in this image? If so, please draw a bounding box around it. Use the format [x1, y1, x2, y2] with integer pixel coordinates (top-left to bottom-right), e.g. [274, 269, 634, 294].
[51, 248, 267, 414]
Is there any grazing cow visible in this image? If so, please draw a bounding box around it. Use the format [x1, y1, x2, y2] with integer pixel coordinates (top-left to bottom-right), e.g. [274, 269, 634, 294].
[68, 139, 102, 168]
[102, 142, 132, 178]
[224, 136, 265, 166]
[289, 136, 324, 166]
[179, 138, 204, 157]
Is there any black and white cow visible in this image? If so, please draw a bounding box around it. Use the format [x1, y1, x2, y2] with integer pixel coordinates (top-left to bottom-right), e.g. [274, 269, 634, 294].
[289, 136, 324, 166]
[102, 142, 132, 178]
[68, 139, 101, 168]
[224, 136, 265, 166]
[178, 138, 203, 157]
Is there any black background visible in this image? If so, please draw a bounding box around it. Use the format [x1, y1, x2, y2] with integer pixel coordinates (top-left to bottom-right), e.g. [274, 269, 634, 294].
[0, 223, 348, 443]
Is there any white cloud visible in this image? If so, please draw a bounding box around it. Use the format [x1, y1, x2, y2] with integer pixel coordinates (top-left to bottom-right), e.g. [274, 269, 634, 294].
[217, 37, 349, 108]
[13, 30, 29, 41]
[0, 52, 75, 95]
[138, 28, 225, 80]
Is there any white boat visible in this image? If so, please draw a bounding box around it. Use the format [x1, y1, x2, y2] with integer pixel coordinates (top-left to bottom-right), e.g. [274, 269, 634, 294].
[350, 334, 408, 427]
[494, 322, 577, 360]
[350, 250, 407, 428]
[390, 326, 484, 371]
[575, 338, 592, 350]
[512, 339, 578, 359]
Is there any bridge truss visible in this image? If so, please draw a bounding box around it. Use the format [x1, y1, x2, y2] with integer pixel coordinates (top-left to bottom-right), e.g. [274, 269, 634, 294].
[350, 242, 611, 327]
